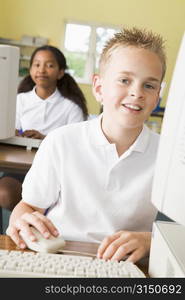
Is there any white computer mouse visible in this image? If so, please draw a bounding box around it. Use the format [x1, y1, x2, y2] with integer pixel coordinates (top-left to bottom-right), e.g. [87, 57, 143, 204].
[19, 226, 66, 253]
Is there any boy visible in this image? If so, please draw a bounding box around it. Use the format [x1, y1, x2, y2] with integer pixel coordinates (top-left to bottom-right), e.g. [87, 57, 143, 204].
[7, 27, 166, 263]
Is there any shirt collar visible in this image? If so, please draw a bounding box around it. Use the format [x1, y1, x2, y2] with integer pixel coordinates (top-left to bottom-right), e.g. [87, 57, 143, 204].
[127, 124, 150, 153]
[89, 114, 111, 146]
[89, 114, 150, 153]
[32, 87, 61, 103]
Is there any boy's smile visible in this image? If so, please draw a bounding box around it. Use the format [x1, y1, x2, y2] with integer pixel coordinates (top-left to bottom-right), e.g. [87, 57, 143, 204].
[93, 46, 163, 134]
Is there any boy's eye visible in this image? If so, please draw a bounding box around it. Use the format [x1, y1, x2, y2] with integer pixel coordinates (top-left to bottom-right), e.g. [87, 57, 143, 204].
[144, 83, 155, 89]
[120, 79, 129, 84]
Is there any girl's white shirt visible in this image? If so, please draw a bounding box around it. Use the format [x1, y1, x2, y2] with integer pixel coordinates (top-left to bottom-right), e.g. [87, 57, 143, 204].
[16, 87, 84, 135]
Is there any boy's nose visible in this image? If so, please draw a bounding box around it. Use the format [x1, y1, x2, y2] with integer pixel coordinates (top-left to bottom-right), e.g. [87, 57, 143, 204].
[129, 85, 144, 99]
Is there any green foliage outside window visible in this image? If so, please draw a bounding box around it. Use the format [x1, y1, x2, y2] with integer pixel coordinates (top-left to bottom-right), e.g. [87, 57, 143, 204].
[65, 52, 86, 78]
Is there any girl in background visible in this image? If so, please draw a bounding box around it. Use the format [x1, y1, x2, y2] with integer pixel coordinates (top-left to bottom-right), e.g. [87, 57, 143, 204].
[0, 45, 88, 211]
[16, 45, 88, 139]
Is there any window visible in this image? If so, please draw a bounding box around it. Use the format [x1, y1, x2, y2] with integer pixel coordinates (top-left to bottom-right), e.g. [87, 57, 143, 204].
[63, 21, 120, 84]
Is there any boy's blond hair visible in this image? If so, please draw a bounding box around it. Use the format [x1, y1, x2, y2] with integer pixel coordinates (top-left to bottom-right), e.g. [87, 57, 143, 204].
[99, 27, 166, 80]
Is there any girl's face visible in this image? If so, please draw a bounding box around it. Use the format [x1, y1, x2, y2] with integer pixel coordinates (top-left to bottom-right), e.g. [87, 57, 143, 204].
[30, 50, 64, 89]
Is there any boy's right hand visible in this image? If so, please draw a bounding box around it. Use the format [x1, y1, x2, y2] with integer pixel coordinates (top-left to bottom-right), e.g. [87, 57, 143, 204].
[6, 211, 59, 249]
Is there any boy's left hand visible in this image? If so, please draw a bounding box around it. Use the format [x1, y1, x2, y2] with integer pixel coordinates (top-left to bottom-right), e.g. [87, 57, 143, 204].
[97, 231, 151, 263]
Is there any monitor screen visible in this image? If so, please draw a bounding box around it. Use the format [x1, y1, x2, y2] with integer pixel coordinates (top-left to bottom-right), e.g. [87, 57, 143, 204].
[0, 45, 19, 139]
[151, 32, 185, 226]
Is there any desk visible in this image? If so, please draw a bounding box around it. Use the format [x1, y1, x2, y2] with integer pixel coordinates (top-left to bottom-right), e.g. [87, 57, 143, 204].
[0, 234, 148, 276]
[0, 144, 36, 234]
[0, 144, 36, 174]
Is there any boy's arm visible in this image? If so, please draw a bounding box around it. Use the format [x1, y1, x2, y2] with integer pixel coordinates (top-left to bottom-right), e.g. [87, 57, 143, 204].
[6, 200, 58, 249]
[97, 231, 151, 263]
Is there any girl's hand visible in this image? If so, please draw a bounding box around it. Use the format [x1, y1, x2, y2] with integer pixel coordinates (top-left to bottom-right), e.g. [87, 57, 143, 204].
[15, 129, 23, 136]
[97, 231, 151, 263]
[22, 130, 45, 140]
[6, 211, 59, 249]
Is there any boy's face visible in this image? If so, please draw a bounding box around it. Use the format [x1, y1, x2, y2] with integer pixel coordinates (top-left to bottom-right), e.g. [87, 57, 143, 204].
[93, 46, 163, 130]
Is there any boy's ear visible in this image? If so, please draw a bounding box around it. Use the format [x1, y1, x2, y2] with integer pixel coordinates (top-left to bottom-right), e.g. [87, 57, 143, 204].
[92, 74, 103, 104]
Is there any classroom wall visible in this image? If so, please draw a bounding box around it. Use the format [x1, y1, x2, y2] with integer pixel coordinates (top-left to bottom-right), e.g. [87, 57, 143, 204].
[0, 0, 185, 114]
[0, 1, 6, 34]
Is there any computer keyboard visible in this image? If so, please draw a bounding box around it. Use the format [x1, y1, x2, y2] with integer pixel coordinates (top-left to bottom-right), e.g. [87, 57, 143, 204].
[0, 136, 42, 150]
[0, 250, 146, 278]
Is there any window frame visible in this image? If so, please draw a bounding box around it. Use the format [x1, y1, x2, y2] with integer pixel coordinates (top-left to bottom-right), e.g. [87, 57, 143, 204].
[62, 20, 120, 85]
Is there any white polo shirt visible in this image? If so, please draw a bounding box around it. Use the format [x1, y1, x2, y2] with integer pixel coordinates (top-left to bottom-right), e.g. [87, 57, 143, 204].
[16, 87, 84, 135]
[22, 115, 159, 243]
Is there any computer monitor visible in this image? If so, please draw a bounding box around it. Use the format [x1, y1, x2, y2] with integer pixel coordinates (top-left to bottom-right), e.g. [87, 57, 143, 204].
[0, 45, 19, 139]
[151, 32, 185, 226]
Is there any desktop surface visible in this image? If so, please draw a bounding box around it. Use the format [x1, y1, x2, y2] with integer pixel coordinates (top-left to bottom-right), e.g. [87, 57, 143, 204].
[0, 235, 148, 277]
[0, 234, 99, 256]
[0, 143, 36, 173]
